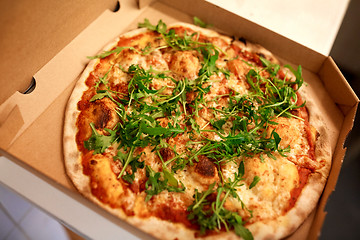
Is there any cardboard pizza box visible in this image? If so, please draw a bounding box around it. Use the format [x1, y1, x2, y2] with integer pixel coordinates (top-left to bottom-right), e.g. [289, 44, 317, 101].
[0, 0, 358, 239]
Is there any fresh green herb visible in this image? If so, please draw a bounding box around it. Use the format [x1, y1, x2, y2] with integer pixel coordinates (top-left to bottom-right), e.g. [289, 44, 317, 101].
[82, 20, 308, 239]
[210, 118, 226, 133]
[138, 18, 220, 52]
[90, 90, 114, 102]
[193, 16, 212, 28]
[94, 65, 113, 89]
[88, 46, 138, 59]
[171, 142, 215, 172]
[249, 176, 261, 189]
[138, 19, 167, 34]
[126, 64, 170, 106]
[284, 64, 305, 89]
[187, 163, 253, 240]
[156, 150, 179, 187]
[246, 57, 305, 119]
[114, 148, 144, 183]
[115, 146, 135, 180]
[145, 165, 185, 202]
[115, 110, 184, 150]
[90, 65, 127, 105]
[84, 123, 118, 154]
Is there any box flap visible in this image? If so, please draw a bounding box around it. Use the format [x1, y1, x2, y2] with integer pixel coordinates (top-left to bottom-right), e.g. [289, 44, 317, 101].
[319, 57, 359, 114]
[0, 0, 118, 105]
[0, 0, 146, 150]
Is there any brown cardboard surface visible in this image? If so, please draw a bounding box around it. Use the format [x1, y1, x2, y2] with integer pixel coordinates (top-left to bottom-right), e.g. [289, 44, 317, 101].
[0, 105, 24, 150]
[0, 0, 359, 239]
[319, 57, 359, 114]
[4, 78, 77, 190]
[0, 0, 118, 105]
[0, 0, 146, 149]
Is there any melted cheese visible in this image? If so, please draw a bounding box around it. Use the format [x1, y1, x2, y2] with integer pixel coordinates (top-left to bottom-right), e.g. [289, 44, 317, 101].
[269, 117, 310, 156]
[88, 154, 124, 207]
[222, 154, 299, 222]
[169, 50, 200, 80]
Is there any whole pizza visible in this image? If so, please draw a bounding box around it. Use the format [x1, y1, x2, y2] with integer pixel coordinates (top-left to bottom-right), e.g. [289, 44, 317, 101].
[63, 19, 331, 239]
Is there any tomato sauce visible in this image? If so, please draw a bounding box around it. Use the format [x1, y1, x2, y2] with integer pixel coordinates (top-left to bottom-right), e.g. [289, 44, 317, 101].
[285, 167, 311, 212]
[153, 204, 194, 228]
[230, 44, 263, 66]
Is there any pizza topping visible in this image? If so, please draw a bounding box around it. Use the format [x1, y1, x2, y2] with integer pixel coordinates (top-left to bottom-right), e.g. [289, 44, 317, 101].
[194, 156, 217, 178]
[74, 19, 322, 239]
[144, 165, 185, 202]
[84, 153, 124, 208]
[285, 167, 311, 212]
[187, 162, 253, 240]
[169, 50, 200, 79]
[159, 147, 175, 162]
[83, 122, 117, 154]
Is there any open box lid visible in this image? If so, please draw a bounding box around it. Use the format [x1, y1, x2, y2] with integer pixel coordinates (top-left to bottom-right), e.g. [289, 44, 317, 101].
[0, 0, 119, 103]
[0, 0, 358, 239]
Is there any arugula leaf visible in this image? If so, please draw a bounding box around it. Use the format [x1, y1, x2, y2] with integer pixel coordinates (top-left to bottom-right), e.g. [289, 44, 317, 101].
[187, 163, 253, 239]
[93, 65, 113, 90]
[140, 121, 184, 137]
[156, 150, 179, 187]
[249, 176, 261, 189]
[163, 168, 178, 187]
[210, 118, 226, 132]
[260, 56, 280, 77]
[144, 165, 163, 201]
[144, 165, 185, 201]
[114, 149, 144, 183]
[88, 46, 137, 59]
[193, 17, 212, 28]
[84, 123, 117, 154]
[245, 61, 305, 119]
[138, 19, 167, 34]
[116, 146, 136, 180]
[284, 64, 304, 89]
[139, 19, 218, 53]
[90, 90, 112, 102]
[238, 160, 245, 178]
[187, 182, 216, 233]
[233, 222, 254, 240]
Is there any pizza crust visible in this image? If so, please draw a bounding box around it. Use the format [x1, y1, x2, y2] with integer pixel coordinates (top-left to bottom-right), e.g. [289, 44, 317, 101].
[63, 58, 97, 194]
[63, 22, 333, 240]
[63, 27, 150, 195]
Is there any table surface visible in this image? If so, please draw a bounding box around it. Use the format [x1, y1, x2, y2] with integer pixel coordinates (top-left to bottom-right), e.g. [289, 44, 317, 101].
[0, 0, 350, 239]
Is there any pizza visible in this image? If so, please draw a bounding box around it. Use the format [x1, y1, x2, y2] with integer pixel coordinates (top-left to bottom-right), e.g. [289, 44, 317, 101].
[63, 19, 332, 240]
